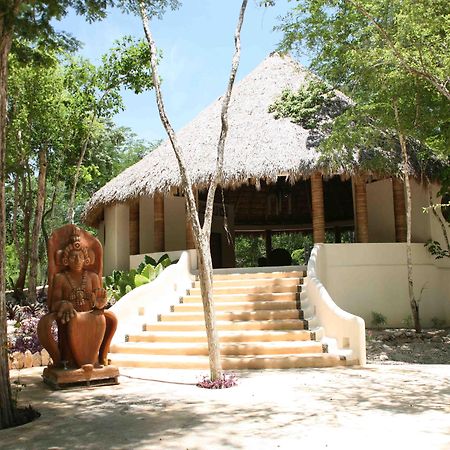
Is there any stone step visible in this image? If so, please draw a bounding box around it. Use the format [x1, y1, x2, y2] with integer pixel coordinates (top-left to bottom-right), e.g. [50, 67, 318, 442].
[192, 277, 303, 289]
[110, 341, 324, 356]
[144, 319, 308, 332]
[159, 309, 304, 322]
[172, 300, 300, 313]
[210, 270, 306, 281]
[181, 292, 299, 303]
[126, 329, 316, 343]
[188, 284, 301, 295]
[108, 353, 347, 370]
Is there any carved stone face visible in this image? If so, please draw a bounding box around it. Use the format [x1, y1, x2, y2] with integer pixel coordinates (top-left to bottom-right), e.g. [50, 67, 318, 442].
[67, 249, 86, 272]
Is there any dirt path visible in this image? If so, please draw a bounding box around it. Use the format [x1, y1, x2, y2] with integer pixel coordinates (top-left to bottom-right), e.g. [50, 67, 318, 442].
[366, 328, 450, 365]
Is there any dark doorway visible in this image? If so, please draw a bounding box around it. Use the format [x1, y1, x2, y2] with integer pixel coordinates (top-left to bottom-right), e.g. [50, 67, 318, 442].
[210, 232, 223, 268]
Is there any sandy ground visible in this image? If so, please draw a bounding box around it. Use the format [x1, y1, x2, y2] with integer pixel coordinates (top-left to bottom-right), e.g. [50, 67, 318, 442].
[1, 337, 449, 450]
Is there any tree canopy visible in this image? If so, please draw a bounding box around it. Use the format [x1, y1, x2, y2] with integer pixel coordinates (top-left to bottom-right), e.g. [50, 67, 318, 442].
[275, 0, 449, 180]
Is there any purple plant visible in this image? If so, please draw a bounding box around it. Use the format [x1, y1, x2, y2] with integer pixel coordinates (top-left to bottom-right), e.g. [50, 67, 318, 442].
[196, 373, 238, 389]
[8, 303, 56, 354]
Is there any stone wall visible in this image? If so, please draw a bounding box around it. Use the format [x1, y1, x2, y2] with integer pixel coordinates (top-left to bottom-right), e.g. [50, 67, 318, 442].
[9, 349, 51, 370]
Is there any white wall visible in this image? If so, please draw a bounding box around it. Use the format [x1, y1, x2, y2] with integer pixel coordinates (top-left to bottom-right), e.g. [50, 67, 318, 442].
[103, 203, 130, 275]
[411, 181, 431, 242]
[164, 196, 187, 251]
[367, 179, 396, 242]
[366, 178, 435, 243]
[319, 243, 450, 328]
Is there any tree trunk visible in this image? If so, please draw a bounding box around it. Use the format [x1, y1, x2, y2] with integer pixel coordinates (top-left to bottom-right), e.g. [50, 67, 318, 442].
[16, 172, 32, 294]
[427, 182, 450, 253]
[66, 132, 91, 223]
[393, 101, 421, 333]
[139, 0, 248, 380]
[0, 22, 15, 430]
[196, 235, 222, 374]
[27, 146, 47, 303]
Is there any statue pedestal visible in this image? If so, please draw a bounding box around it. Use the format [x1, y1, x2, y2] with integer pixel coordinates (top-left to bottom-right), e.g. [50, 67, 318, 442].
[42, 365, 120, 390]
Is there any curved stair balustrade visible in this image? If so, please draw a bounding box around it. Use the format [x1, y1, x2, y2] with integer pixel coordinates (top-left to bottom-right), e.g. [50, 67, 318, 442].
[306, 244, 366, 365]
[109, 250, 196, 344]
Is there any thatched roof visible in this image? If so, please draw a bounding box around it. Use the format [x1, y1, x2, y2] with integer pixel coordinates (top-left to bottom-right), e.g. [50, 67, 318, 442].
[83, 53, 441, 226]
[84, 53, 343, 225]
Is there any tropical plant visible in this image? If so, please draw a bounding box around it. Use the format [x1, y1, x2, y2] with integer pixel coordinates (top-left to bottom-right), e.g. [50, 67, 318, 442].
[424, 240, 450, 260]
[7, 304, 52, 354]
[104, 254, 172, 303]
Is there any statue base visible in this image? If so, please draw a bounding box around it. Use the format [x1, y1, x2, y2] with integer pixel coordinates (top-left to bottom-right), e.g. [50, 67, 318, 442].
[42, 365, 120, 390]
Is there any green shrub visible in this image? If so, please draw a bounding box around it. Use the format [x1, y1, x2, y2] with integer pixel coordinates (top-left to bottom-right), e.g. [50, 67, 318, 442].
[104, 254, 172, 304]
[371, 311, 387, 329]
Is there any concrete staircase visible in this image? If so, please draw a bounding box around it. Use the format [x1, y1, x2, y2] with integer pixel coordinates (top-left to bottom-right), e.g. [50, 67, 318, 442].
[109, 269, 351, 369]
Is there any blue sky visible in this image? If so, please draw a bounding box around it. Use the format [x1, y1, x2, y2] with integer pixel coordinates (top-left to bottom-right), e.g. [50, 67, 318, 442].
[55, 0, 304, 143]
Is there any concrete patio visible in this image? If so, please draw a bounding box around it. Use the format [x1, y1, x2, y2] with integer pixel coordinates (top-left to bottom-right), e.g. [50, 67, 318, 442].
[1, 364, 449, 449]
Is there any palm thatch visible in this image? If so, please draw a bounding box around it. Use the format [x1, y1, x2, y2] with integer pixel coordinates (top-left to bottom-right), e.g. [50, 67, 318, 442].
[84, 53, 341, 225]
[83, 53, 442, 226]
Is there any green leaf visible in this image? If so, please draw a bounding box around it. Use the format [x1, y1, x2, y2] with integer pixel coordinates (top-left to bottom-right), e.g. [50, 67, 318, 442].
[157, 254, 172, 268]
[134, 274, 150, 287]
[144, 255, 157, 266]
[154, 263, 164, 278]
[142, 264, 157, 281]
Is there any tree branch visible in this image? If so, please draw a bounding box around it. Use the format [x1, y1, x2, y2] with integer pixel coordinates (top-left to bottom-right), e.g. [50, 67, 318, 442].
[348, 0, 450, 101]
[138, 1, 201, 239]
[203, 0, 248, 237]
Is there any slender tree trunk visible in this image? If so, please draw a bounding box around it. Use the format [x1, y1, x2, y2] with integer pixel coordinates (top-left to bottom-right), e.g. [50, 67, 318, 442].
[42, 175, 59, 247]
[15, 172, 31, 295]
[0, 21, 15, 430]
[67, 133, 91, 223]
[27, 146, 47, 303]
[138, 0, 248, 380]
[393, 101, 421, 333]
[427, 182, 450, 253]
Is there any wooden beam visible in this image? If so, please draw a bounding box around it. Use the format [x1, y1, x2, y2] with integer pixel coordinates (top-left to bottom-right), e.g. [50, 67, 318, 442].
[311, 173, 325, 243]
[392, 177, 407, 242]
[354, 176, 369, 243]
[154, 193, 165, 252]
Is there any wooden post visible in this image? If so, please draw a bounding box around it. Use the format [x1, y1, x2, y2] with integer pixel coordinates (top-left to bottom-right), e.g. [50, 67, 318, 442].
[354, 176, 369, 243]
[154, 193, 165, 252]
[392, 177, 407, 242]
[310, 173, 325, 243]
[129, 200, 140, 255]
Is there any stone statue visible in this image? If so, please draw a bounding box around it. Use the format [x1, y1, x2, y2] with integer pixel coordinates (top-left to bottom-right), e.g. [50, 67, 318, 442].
[38, 224, 119, 388]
